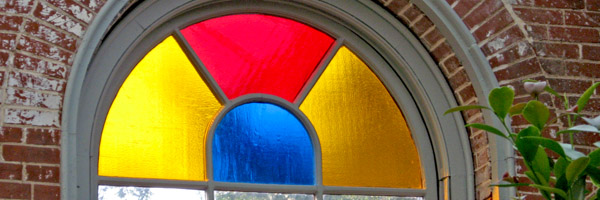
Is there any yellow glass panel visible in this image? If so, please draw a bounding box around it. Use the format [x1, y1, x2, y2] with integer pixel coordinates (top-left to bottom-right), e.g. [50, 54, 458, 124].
[300, 46, 423, 188]
[98, 36, 221, 181]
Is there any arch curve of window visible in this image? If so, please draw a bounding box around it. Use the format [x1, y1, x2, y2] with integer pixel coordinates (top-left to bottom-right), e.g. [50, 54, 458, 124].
[65, 1, 475, 199]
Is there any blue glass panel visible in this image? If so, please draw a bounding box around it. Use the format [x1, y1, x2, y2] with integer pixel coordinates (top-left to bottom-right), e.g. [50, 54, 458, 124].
[213, 102, 314, 185]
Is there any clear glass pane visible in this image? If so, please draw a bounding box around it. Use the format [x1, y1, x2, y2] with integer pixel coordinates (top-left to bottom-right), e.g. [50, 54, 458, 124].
[215, 191, 313, 200]
[181, 14, 334, 102]
[213, 102, 314, 185]
[300, 46, 423, 188]
[98, 36, 222, 180]
[98, 185, 206, 200]
[324, 195, 422, 200]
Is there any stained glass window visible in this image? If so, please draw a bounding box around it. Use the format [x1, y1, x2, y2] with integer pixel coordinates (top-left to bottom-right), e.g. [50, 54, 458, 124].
[99, 14, 424, 199]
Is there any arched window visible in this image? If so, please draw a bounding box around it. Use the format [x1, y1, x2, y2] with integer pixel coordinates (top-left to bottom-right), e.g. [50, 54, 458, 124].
[68, 1, 474, 200]
[98, 13, 423, 199]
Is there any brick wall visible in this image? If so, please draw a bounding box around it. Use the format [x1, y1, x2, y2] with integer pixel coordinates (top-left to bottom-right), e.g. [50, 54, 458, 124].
[0, 0, 105, 199]
[0, 0, 598, 199]
[380, 0, 600, 199]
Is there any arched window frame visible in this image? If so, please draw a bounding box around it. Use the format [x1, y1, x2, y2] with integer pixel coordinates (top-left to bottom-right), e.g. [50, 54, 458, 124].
[62, 1, 481, 199]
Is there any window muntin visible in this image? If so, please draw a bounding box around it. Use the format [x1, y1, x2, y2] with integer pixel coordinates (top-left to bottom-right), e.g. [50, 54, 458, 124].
[98, 13, 424, 199]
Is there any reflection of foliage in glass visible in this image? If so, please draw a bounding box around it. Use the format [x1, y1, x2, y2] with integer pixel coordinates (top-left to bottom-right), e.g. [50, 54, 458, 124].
[98, 186, 205, 200]
[99, 186, 152, 200]
[215, 191, 313, 200]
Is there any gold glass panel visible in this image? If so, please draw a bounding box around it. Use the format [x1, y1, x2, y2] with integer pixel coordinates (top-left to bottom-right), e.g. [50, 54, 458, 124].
[98, 36, 221, 181]
[300, 46, 423, 188]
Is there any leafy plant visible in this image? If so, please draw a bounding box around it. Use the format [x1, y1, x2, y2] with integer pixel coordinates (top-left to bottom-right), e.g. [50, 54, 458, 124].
[445, 81, 600, 200]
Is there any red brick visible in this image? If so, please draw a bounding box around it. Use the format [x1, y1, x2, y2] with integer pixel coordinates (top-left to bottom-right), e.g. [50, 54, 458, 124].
[473, 9, 514, 42]
[7, 71, 67, 93]
[0, 15, 23, 32]
[6, 88, 63, 109]
[0, 33, 17, 50]
[458, 85, 477, 103]
[387, 0, 410, 14]
[0, 126, 23, 143]
[44, 0, 94, 23]
[0, 51, 9, 66]
[565, 11, 600, 27]
[588, 0, 600, 11]
[449, 69, 470, 89]
[401, 4, 422, 23]
[0, 0, 35, 14]
[463, 0, 504, 29]
[566, 62, 600, 78]
[474, 164, 491, 186]
[524, 25, 548, 40]
[522, 194, 545, 200]
[533, 0, 584, 9]
[442, 55, 462, 75]
[26, 128, 60, 146]
[14, 53, 69, 79]
[26, 165, 59, 183]
[2, 145, 60, 164]
[34, 185, 60, 200]
[447, 0, 457, 5]
[582, 45, 600, 61]
[79, 0, 107, 13]
[549, 27, 600, 43]
[431, 41, 453, 61]
[547, 78, 592, 94]
[481, 26, 525, 56]
[16, 36, 73, 65]
[4, 108, 60, 127]
[533, 42, 579, 59]
[411, 16, 434, 37]
[423, 28, 444, 47]
[563, 131, 600, 146]
[489, 41, 534, 67]
[514, 7, 563, 25]
[33, 2, 86, 37]
[474, 149, 490, 168]
[494, 58, 542, 81]
[470, 132, 489, 151]
[454, 0, 482, 17]
[0, 163, 22, 180]
[0, 182, 31, 199]
[24, 20, 78, 52]
[539, 59, 564, 75]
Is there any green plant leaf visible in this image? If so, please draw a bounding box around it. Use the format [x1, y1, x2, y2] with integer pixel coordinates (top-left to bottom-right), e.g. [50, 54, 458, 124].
[522, 100, 550, 130]
[571, 177, 586, 200]
[509, 103, 527, 116]
[544, 85, 562, 97]
[556, 125, 600, 135]
[554, 157, 570, 179]
[531, 184, 568, 199]
[444, 105, 489, 115]
[555, 174, 569, 192]
[566, 157, 590, 184]
[577, 82, 600, 113]
[488, 87, 514, 119]
[522, 136, 567, 158]
[532, 147, 551, 184]
[466, 123, 507, 139]
[589, 148, 600, 167]
[586, 167, 600, 187]
[560, 143, 586, 160]
[525, 171, 537, 183]
[516, 126, 541, 162]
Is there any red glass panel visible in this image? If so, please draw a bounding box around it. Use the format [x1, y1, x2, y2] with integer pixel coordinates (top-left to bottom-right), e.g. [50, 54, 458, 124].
[181, 14, 334, 102]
